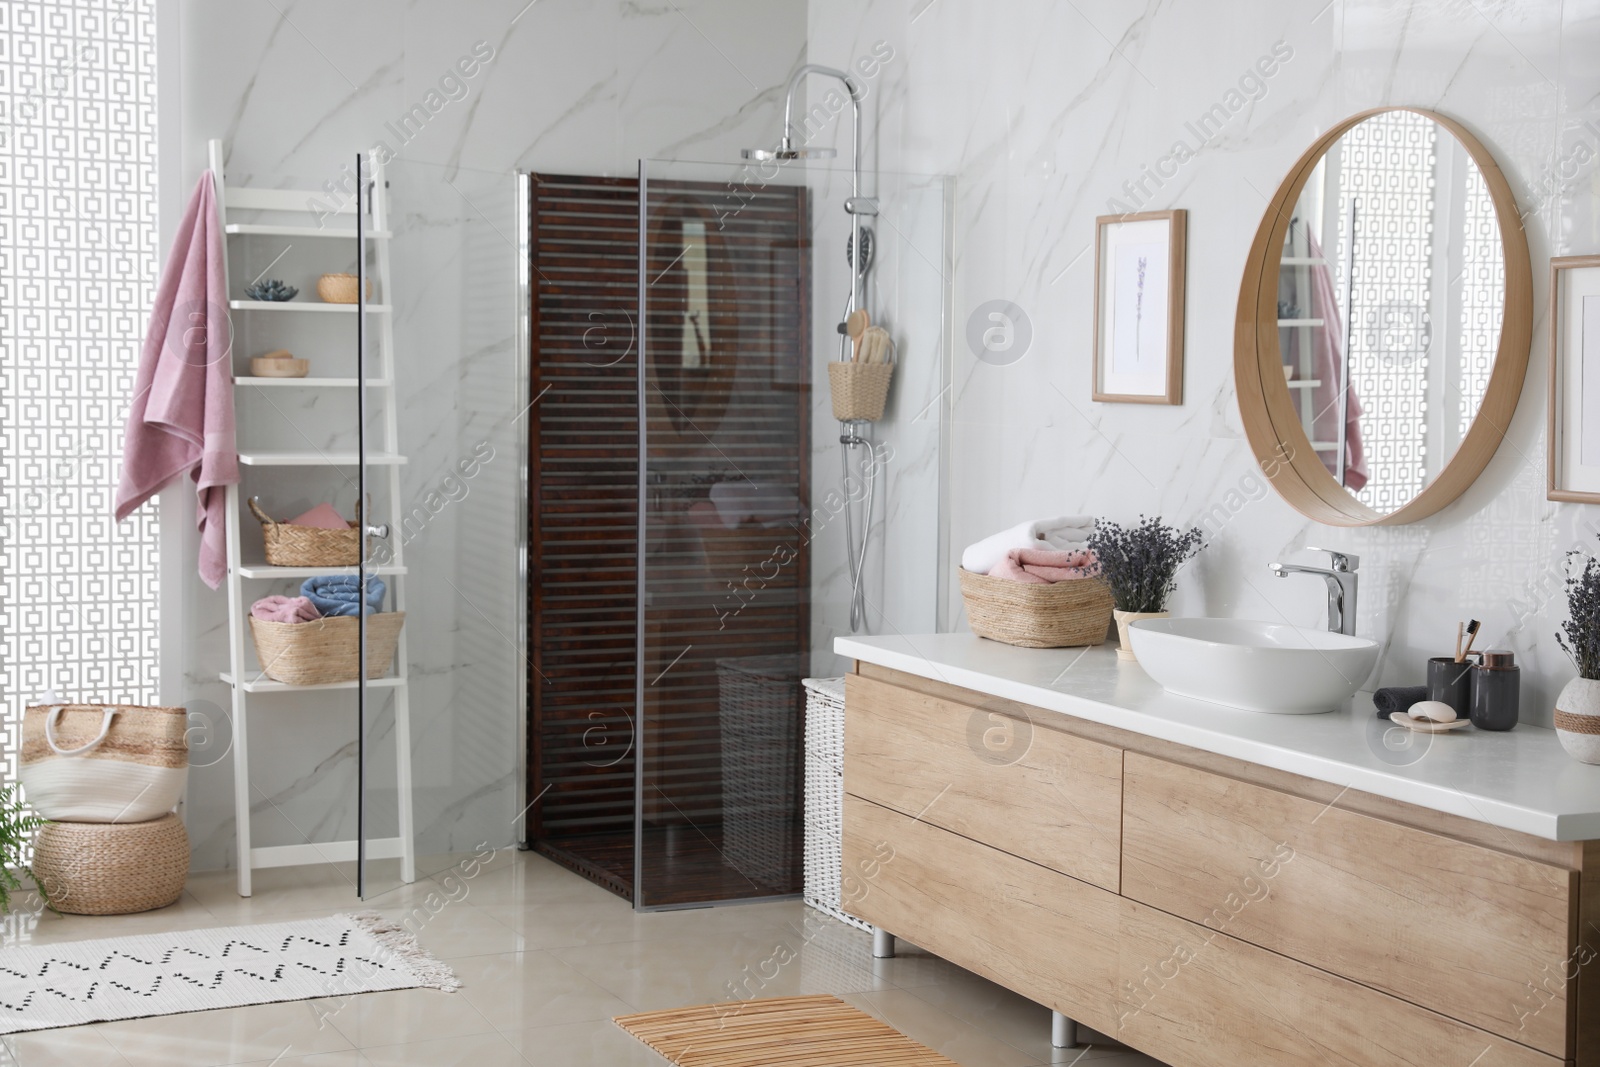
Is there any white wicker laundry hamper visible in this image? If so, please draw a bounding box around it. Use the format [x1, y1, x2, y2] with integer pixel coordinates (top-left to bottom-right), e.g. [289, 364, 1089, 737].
[802, 676, 870, 931]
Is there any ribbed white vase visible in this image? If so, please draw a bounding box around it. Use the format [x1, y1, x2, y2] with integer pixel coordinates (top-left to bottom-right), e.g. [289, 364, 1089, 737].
[1555, 677, 1600, 764]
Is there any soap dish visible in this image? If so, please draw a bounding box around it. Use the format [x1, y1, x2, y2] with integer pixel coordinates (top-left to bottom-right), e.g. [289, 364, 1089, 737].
[1388, 711, 1471, 733]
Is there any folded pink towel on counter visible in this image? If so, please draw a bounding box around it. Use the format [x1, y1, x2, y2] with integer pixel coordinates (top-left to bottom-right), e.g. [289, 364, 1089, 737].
[250, 595, 321, 623]
[989, 548, 1100, 584]
[288, 502, 350, 530]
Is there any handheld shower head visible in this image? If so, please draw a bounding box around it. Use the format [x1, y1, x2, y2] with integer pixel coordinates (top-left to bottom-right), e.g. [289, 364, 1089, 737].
[847, 227, 874, 277]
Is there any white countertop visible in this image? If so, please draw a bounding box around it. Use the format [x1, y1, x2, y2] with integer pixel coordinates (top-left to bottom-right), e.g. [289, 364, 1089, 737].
[835, 633, 1600, 842]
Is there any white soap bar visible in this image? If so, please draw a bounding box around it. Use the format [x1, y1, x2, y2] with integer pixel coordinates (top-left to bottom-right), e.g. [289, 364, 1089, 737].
[1409, 700, 1458, 724]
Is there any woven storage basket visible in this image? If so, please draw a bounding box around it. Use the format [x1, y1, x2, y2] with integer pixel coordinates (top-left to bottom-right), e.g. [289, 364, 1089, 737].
[802, 676, 871, 931]
[248, 612, 406, 686]
[249, 497, 366, 567]
[316, 272, 371, 303]
[959, 567, 1114, 648]
[718, 655, 804, 892]
[32, 814, 189, 915]
[19, 703, 188, 823]
[827, 362, 893, 421]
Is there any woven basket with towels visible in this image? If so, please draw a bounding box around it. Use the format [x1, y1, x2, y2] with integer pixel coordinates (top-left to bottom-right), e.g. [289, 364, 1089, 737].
[250, 497, 365, 567]
[959, 568, 1114, 648]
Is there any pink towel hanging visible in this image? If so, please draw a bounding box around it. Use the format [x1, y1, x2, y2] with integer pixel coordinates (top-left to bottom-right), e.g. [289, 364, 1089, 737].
[114, 170, 239, 589]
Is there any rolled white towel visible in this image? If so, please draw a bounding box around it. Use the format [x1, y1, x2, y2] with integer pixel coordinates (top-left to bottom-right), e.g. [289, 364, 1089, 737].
[961, 516, 1096, 575]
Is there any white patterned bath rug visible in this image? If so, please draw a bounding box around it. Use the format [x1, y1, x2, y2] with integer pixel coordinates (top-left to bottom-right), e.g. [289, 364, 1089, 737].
[0, 911, 458, 1034]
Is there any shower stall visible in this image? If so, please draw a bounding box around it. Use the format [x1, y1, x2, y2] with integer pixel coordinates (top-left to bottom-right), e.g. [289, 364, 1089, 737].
[524, 155, 951, 908]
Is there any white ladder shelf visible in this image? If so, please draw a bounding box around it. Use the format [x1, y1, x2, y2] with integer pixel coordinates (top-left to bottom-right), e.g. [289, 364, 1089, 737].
[209, 139, 415, 897]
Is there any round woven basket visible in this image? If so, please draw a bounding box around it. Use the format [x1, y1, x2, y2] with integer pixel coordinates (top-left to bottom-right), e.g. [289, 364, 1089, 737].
[249, 497, 363, 567]
[248, 612, 406, 686]
[828, 362, 893, 422]
[958, 568, 1114, 648]
[32, 814, 189, 915]
[316, 272, 372, 304]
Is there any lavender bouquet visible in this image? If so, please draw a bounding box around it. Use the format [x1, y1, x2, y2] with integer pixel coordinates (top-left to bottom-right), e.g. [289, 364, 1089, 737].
[1558, 550, 1600, 680]
[1086, 516, 1203, 613]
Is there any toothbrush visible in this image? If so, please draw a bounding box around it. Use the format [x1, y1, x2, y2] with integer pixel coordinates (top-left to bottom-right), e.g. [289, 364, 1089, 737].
[1454, 621, 1464, 663]
[1456, 619, 1481, 663]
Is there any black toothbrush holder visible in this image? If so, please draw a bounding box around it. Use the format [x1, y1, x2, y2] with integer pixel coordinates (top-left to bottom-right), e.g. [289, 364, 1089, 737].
[1426, 655, 1477, 717]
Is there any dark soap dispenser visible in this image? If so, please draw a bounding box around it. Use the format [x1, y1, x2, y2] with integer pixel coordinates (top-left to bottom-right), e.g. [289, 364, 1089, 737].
[1469, 649, 1520, 731]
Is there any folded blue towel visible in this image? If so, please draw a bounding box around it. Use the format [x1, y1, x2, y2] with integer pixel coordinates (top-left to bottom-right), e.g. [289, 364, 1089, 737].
[301, 575, 386, 617]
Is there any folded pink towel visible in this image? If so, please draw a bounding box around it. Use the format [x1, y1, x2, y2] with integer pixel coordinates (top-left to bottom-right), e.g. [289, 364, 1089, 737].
[251, 595, 321, 623]
[989, 548, 1099, 585]
[289, 502, 350, 530]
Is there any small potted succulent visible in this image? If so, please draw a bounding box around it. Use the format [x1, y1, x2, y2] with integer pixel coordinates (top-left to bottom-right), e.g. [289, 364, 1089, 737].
[1556, 548, 1600, 763]
[1087, 516, 1203, 662]
[0, 784, 45, 914]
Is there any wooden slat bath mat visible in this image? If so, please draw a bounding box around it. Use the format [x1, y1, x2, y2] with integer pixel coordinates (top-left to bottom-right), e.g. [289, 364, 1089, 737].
[614, 993, 958, 1066]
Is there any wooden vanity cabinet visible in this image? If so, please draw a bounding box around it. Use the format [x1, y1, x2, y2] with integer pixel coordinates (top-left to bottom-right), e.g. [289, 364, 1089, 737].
[842, 665, 1600, 1067]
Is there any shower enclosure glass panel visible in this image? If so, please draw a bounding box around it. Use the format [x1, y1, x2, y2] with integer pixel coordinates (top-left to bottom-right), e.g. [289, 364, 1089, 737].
[637, 160, 813, 908]
[634, 158, 949, 910]
[356, 156, 524, 900]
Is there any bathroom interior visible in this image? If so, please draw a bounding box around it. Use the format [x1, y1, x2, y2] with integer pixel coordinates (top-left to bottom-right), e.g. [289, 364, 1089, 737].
[6, 0, 1600, 1064]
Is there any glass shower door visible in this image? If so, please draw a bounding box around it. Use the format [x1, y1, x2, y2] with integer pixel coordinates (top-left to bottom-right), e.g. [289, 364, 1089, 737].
[355, 154, 524, 901]
[635, 159, 813, 909]
[634, 156, 950, 910]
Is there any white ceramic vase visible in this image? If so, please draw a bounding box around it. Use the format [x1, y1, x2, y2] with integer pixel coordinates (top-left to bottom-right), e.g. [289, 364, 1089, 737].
[1113, 609, 1169, 662]
[1556, 677, 1600, 764]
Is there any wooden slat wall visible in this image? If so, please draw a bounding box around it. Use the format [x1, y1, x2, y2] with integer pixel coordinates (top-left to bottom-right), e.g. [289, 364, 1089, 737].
[527, 174, 811, 903]
[528, 175, 643, 848]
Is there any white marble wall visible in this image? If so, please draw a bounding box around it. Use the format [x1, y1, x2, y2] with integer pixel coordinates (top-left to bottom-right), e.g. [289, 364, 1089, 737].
[806, 0, 1600, 726]
[174, 0, 807, 871]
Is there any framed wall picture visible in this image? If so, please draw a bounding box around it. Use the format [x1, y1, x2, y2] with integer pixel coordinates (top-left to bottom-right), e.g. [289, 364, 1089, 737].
[1093, 209, 1187, 404]
[1548, 255, 1600, 503]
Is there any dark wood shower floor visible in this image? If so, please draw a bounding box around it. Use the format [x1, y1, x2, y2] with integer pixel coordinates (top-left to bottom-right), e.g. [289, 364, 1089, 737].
[535, 826, 800, 907]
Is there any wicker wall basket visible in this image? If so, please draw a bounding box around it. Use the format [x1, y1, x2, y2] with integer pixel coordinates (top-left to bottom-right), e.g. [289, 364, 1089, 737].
[249, 497, 364, 567]
[248, 612, 406, 686]
[827, 362, 894, 422]
[32, 814, 189, 915]
[958, 568, 1114, 648]
[316, 272, 372, 304]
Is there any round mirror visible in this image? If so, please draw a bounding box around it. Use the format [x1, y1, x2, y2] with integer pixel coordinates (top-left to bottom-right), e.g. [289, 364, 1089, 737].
[645, 197, 738, 441]
[1235, 107, 1532, 525]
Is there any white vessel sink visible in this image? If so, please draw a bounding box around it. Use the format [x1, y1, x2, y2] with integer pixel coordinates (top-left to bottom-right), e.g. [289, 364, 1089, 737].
[1128, 617, 1379, 714]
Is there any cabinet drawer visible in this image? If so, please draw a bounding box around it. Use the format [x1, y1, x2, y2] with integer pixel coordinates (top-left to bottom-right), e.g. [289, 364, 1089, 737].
[844, 673, 1122, 891]
[842, 793, 1121, 1031]
[1121, 752, 1576, 1056]
[845, 795, 1561, 1067]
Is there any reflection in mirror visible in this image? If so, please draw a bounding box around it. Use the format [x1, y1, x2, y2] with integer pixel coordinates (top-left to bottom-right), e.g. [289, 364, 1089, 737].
[679, 220, 709, 369]
[646, 197, 736, 438]
[1276, 110, 1506, 515]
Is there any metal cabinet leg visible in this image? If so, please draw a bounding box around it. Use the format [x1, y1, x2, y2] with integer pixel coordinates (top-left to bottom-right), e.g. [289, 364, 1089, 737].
[872, 928, 895, 959]
[1051, 1011, 1077, 1049]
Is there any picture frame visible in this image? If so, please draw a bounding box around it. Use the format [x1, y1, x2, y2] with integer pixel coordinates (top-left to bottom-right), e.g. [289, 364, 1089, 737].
[1092, 209, 1187, 405]
[1548, 255, 1600, 503]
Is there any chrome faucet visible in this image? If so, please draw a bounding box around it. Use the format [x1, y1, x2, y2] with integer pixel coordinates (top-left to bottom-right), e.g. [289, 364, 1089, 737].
[1269, 548, 1360, 636]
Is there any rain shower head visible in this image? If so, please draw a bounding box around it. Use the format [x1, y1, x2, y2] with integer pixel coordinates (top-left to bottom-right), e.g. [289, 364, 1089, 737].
[741, 145, 837, 161]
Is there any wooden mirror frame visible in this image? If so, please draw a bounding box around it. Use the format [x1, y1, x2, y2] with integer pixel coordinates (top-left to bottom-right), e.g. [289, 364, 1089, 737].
[1234, 107, 1533, 526]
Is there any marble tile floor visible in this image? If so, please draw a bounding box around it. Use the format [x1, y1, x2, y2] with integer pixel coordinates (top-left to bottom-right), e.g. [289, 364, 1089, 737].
[0, 851, 1167, 1067]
